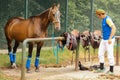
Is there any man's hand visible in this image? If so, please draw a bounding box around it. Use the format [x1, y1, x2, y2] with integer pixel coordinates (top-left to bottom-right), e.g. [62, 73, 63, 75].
[108, 39, 112, 44]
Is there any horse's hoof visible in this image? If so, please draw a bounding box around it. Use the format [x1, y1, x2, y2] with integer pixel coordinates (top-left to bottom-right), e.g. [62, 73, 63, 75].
[11, 63, 17, 69]
[26, 69, 32, 73]
[35, 68, 40, 72]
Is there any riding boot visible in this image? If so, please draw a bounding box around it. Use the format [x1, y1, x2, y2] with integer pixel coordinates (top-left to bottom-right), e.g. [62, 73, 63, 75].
[110, 66, 114, 72]
[100, 63, 104, 70]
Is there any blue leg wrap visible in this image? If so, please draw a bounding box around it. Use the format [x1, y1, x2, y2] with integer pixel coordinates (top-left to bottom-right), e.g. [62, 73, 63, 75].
[26, 57, 31, 69]
[13, 53, 16, 63]
[9, 52, 13, 62]
[35, 57, 39, 67]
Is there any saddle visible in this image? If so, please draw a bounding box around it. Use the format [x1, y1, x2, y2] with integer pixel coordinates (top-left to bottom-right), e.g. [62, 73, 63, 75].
[89, 65, 100, 71]
[78, 61, 89, 70]
[58, 32, 79, 51]
[78, 61, 100, 71]
[66, 33, 78, 50]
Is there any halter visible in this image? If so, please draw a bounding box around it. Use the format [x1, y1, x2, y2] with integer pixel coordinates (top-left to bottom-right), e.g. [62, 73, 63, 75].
[53, 10, 60, 23]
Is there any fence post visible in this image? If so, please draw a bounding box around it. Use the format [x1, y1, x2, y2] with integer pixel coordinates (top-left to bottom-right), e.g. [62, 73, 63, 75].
[25, 0, 28, 19]
[21, 40, 27, 80]
[116, 37, 120, 65]
[75, 40, 80, 71]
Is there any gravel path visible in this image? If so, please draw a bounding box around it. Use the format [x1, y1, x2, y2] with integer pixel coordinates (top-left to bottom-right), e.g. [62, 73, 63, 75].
[1, 62, 120, 80]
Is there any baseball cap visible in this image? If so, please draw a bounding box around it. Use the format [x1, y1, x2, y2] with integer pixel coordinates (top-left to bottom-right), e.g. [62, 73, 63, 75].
[96, 9, 106, 15]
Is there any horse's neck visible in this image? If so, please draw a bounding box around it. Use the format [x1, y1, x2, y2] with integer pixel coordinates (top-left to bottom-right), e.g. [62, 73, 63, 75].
[38, 9, 50, 30]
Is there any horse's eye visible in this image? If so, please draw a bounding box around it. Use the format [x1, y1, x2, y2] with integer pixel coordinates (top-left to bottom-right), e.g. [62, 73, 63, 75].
[53, 14, 55, 16]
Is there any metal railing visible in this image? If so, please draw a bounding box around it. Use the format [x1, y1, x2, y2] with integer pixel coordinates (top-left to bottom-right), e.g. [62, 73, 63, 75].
[21, 37, 80, 80]
[21, 37, 64, 80]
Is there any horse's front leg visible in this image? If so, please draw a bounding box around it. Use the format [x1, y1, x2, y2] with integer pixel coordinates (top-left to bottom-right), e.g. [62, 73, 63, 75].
[12, 41, 19, 68]
[35, 42, 43, 72]
[26, 42, 33, 73]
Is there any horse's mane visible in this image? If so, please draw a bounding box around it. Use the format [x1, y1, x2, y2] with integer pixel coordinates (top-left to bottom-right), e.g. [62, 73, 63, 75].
[29, 8, 50, 19]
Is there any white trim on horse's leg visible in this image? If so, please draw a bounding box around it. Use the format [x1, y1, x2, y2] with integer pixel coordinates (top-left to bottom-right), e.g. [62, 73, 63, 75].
[11, 63, 17, 69]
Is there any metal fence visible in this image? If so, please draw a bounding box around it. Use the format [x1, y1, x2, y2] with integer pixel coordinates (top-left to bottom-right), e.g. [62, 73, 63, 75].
[0, 0, 67, 49]
[0, 0, 120, 49]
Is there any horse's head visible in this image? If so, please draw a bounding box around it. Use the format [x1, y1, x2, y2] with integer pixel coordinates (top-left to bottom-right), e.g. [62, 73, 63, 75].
[49, 4, 61, 31]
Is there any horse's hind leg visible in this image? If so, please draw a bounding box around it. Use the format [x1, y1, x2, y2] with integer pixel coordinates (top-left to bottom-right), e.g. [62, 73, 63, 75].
[7, 39, 13, 66]
[35, 43, 43, 72]
[12, 41, 19, 68]
[26, 42, 33, 73]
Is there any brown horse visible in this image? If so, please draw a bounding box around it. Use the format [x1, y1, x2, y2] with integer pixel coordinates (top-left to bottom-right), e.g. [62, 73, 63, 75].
[4, 4, 61, 72]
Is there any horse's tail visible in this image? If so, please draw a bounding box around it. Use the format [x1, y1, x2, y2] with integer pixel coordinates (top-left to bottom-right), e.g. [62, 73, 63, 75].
[4, 17, 24, 39]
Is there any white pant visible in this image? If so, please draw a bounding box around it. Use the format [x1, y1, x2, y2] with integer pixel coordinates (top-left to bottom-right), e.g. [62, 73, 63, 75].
[98, 38, 115, 66]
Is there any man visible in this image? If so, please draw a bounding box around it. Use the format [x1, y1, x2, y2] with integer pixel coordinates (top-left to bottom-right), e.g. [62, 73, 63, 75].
[95, 9, 116, 74]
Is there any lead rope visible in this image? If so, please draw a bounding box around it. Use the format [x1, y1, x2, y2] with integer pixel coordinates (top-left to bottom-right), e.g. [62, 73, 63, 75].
[52, 24, 59, 64]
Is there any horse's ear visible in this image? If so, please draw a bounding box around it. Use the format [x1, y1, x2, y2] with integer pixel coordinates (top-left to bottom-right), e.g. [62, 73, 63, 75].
[52, 3, 56, 9]
[57, 3, 60, 9]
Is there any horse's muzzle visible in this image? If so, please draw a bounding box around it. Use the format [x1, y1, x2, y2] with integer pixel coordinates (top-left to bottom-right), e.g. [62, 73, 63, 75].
[55, 26, 61, 31]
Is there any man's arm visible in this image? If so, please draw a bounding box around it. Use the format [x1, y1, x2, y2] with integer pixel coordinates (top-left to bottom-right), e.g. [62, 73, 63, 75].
[106, 18, 116, 44]
[109, 25, 116, 39]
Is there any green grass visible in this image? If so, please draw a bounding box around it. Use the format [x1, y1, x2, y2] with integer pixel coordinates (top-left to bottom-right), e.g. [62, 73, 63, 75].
[0, 47, 73, 67]
[1, 44, 116, 67]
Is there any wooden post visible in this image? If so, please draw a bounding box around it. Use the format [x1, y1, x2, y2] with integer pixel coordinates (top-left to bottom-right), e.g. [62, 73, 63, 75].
[116, 38, 120, 65]
[75, 40, 80, 71]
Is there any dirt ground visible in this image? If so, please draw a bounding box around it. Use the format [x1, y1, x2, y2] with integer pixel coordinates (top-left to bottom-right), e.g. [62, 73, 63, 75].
[1, 61, 120, 80]
[1, 49, 120, 80]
